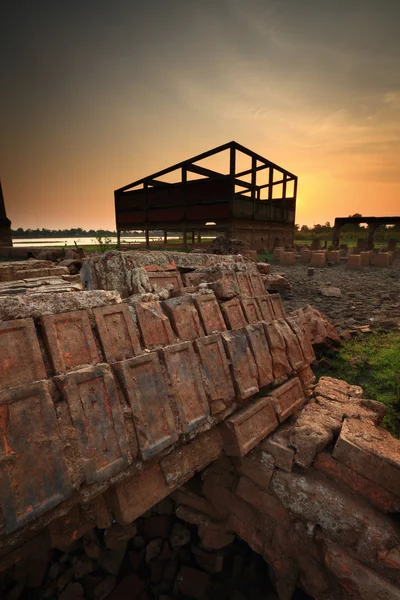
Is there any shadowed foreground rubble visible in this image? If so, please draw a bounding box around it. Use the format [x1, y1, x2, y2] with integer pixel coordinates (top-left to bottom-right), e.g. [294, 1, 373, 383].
[0, 251, 399, 600]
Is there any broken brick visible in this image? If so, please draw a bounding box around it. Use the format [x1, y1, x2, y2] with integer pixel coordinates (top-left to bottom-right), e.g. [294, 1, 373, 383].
[193, 293, 226, 334]
[56, 364, 131, 483]
[194, 334, 235, 415]
[162, 295, 204, 341]
[162, 342, 209, 433]
[41, 310, 100, 374]
[0, 318, 46, 389]
[268, 377, 305, 422]
[93, 303, 141, 362]
[220, 297, 248, 330]
[147, 271, 183, 291]
[275, 319, 305, 371]
[113, 352, 178, 459]
[221, 397, 278, 457]
[135, 301, 175, 350]
[245, 322, 274, 388]
[221, 330, 259, 401]
[263, 321, 292, 380]
[240, 296, 262, 324]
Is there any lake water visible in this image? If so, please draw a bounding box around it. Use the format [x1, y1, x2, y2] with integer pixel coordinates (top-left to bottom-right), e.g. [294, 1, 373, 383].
[12, 235, 216, 247]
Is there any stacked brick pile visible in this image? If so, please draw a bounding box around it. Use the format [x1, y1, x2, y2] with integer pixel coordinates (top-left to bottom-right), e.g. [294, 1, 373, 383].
[0, 259, 82, 295]
[0, 253, 399, 599]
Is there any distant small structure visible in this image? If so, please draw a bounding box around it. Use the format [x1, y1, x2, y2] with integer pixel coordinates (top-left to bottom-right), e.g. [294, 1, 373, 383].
[0, 181, 12, 248]
[114, 141, 298, 251]
[333, 216, 400, 249]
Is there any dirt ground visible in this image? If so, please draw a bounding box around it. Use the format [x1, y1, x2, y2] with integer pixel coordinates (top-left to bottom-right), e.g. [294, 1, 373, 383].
[273, 261, 400, 330]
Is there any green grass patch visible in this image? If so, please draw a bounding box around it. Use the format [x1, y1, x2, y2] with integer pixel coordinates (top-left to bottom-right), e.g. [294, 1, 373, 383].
[317, 332, 400, 436]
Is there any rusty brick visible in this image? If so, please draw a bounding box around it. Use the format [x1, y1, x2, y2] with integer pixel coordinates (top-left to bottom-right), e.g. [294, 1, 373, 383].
[147, 271, 183, 291]
[162, 295, 204, 341]
[314, 452, 400, 513]
[275, 319, 306, 371]
[0, 318, 46, 389]
[113, 352, 178, 459]
[248, 271, 265, 296]
[256, 295, 275, 323]
[240, 296, 262, 324]
[269, 293, 286, 319]
[194, 334, 235, 415]
[0, 381, 72, 534]
[332, 418, 400, 497]
[221, 397, 278, 457]
[221, 330, 259, 401]
[161, 429, 223, 487]
[175, 485, 221, 520]
[286, 313, 316, 364]
[193, 294, 226, 334]
[135, 301, 175, 349]
[245, 323, 274, 388]
[183, 272, 213, 287]
[56, 364, 131, 483]
[162, 342, 209, 433]
[268, 377, 305, 422]
[93, 303, 141, 363]
[261, 424, 295, 472]
[41, 310, 100, 374]
[235, 271, 252, 296]
[263, 321, 292, 379]
[235, 451, 275, 490]
[236, 476, 291, 528]
[47, 505, 94, 550]
[297, 364, 316, 389]
[209, 271, 240, 300]
[220, 297, 248, 330]
[324, 540, 400, 600]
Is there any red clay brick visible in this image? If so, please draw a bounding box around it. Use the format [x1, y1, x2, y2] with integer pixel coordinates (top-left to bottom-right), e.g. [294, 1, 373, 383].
[108, 463, 171, 524]
[222, 397, 278, 457]
[194, 334, 235, 415]
[183, 272, 213, 287]
[236, 476, 291, 527]
[147, 271, 183, 291]
[235, 271, 253, 296]
[275, 319, 305, 371]
[41, 310, 100, 374]
[135, 301, 175, 349]
[261, 425, 295, 472]
[286, 313, 315, 364]
[161, 429, 223, 487]
[162, 295, 204, 341]
[0, 318, 46, 389]
[174, 486, 221, 520]
[199, 527, 234, 550]
[269, 294, 286, 319]
[248, 271, 265, 296]
[263, 321, 292, 380]
[235, 452, 275, 490]
[113, 352, 178, 459]
[193, 293, 226, 334]
[256, 295, 275, 323]
[56, 365, 131, 483]
[245, 323, 274, 388]
[221, 330, 259, 401]
[0, 381, 72, 534]
[332, 418, 400, 497]
[176, 566, 210, 599]
[93, 303, 141, 363]
[220, 297, 248, 329]
[314, 451, 400, 513]
[267, 377, 305, 422]
[162, 341, 209, 433]
[297, 364, 316, 389]
[209, 271, 240, 300]
[240, 296, 262, 324]
[227, 494, 275, 547]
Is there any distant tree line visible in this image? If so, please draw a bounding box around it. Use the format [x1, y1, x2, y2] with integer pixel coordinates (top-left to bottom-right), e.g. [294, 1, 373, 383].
[11, 228, 117, 238]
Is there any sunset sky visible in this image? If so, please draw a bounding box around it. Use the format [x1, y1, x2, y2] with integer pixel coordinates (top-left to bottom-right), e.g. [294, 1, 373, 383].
[1, 0, 399, 230]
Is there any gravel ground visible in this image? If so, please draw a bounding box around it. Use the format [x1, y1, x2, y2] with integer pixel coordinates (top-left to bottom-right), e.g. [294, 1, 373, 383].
[273, 261, 400, 328]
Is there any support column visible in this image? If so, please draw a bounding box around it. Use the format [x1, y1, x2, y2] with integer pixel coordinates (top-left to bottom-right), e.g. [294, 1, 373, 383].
[164, 231, 167, 245]
[145, 229, 150, 249]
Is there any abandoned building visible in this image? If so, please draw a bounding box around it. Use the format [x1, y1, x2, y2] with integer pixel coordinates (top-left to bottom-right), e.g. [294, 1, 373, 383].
[0, 182, 12, 248]
[114, 142, 298, 251]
